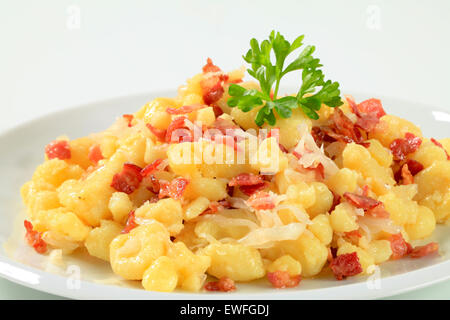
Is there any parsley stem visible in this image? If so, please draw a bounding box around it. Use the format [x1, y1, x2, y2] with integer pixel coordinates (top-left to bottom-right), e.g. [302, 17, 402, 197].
[273, 79, 280, 101]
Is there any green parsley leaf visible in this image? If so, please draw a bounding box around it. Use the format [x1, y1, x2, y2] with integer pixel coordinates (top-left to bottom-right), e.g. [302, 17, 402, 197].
[227, 31, 343, 126]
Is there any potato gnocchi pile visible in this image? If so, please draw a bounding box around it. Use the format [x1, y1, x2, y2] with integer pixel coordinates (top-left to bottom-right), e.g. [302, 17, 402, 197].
[21, 59, 450, 292]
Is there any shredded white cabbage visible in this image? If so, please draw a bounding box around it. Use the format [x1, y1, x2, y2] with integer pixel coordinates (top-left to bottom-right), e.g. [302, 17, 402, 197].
[237, 223, 306, 248]
[293, 123, 339, 178]
[275, 204, 312, 224]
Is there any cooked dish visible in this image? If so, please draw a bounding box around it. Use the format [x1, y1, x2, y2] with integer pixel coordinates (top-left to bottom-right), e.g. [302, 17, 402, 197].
[20, 31, 450, 293]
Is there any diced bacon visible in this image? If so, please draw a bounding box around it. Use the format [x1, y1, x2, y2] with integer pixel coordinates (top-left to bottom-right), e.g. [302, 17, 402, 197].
[389, 132, 422, 161]
[405, 159, 424, 175]
[166, 105, 204, 115]
[431, 138, 450, 160]
[331, 109, 368, 145]
[311, 126, 327, 146]
[202, 58, 222, 74]
[24, 220, 47, 254]
[347, 96, 385, 132]
[146, 123, 167, 142]
[356, 98, 386, 119]
[45, 140, 71, 160]
[344, 230, 362, 244]
[110, 163, 143, 194]
[145, 174, 162, 194]
[388, 233, 412, 260]
[204, 277, 236, 292]
[246, 191, 275, 210]
[400, 163, 414, 185]
[158, 177, 189, 200]
[239, 183, 267, 196]
[330, 252, 363, 280]
[315, 109, 369, 147]
[201, 74, 228, 105]
[140, 159, 164, 177]
[343, 192, 389, 218]
[409, 242, 439, 258]
[123, 114, 134, 127]
[267, 271, 301, 289]
[229, 173, 265, 187]
[88, 144, 104, 164]
[212, 105, 224, 117]
[121, 210, 138, 234]
[229, 173, 267, 196]
[165, 117, 193, 143]
[343, 192, 380, 210]
[366, 203, 390, 219]
[394, 159, 424, 183]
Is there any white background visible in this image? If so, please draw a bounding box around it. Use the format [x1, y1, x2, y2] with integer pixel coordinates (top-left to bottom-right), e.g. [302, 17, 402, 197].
[0, 0, 449, 299]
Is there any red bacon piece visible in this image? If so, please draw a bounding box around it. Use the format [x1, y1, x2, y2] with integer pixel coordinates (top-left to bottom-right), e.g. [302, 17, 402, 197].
[431, 138, 450, 160]
[389, 132, 422, 161]
[343, 192, 380, 210]
[317, 109, 369, 147]
[45, 140, 71, 160]
[158, 177, 189, 200]
[145, 174, 162, 194]
[388, 233, 412, 260]
[311, 126, 327, 146]
[24, 220, 47, 254]
[394, 159, 424, 183]
[405, 159, 424, 175]
[229, 173, 267, 196]
[204, 277, 236, 292]
[330, 252, 363, 280]
[165, 117, 193, 143]
[239, 183, 267, 196]
[343, 192, 389, 218]
[123, 114, 134, 127]
[366, 203, 390, 219]
[212, 105, 224, 117]
[146, 123, 167, 142]
[201, 73, 228, 105]
[344, 230, 362, 244]
[166, 105, 204, 115]
[267, 271, 301, 289]
[356, 98, 386, 119]
[247, 191, 275, 210]
[229, 173, 265, 187]
[410, 242, 439, 258]
[88, 144, 104, 164]
[121, 210, 138, 234]
[202, 57, 222, 74]
[347, 96, 385, 132]
[111, 163, 143, 194]
[141, 159, 164, 177]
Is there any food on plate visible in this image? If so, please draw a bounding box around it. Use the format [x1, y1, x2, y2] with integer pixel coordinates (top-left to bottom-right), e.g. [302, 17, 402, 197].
[20, 31, 448, 292]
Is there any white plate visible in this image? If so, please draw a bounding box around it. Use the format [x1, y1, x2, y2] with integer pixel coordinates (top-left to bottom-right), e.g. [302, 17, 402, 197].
[0, 91, 449, 300]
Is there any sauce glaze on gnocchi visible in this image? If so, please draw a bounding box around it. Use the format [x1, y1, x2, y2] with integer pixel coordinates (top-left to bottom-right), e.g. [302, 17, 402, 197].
[20, 59, 449, 292]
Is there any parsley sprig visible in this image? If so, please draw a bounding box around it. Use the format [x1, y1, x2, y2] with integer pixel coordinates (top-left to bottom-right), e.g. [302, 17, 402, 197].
[227, 31, 343, 126]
